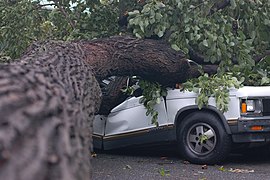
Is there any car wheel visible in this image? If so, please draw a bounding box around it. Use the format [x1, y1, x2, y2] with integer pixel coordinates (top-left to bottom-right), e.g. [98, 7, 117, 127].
[177, 111, 231, 164]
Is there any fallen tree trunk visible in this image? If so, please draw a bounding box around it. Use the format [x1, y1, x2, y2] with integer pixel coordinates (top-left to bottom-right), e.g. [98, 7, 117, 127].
[0, 35, 207, 180]
[0, 41, 102, 180]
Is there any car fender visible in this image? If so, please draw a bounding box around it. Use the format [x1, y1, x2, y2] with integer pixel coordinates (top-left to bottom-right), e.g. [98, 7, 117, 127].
[174, 105, 232, 134]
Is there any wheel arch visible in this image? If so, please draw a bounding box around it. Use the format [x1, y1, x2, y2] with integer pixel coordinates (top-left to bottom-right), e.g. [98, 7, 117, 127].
[174, 105, 232, 134]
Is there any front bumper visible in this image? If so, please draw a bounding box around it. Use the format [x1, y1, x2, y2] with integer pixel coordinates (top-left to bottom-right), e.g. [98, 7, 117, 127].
[231, 116, 270, 143]
[238, 116, 270, 132]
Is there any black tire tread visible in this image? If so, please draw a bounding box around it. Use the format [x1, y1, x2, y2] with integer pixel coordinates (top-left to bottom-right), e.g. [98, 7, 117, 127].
[177, 111, 232, 164]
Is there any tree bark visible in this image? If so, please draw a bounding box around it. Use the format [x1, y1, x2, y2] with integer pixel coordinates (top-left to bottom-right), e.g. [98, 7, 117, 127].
[0, 41, 101, 180]
[0, 35, 206, 180]
[98, 76, 129, 115]
[80, 36, 199, 86]
[80, 36, 218, 114]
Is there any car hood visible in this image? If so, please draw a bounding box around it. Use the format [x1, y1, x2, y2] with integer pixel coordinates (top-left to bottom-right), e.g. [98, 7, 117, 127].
[166, 86, 270, 99]
[233, 86, 270, 98]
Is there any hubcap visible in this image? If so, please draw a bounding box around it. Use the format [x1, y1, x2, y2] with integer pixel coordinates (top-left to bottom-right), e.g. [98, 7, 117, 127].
[186, 123, 217, 155]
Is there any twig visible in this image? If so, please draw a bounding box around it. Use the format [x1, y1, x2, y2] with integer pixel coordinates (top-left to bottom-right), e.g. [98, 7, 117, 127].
[254, 50, 270, 63]
[37, 3, 56, 8]
[208, 0, 230, 16]
[52, 0, 76, 29]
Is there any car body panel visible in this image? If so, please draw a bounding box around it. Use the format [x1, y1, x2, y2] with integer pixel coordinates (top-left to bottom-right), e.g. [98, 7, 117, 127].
[105, 97, 168, 136]
[235, 86, 270, 97]
[166, 89, 240, 124]
[93, 86, 270, 150]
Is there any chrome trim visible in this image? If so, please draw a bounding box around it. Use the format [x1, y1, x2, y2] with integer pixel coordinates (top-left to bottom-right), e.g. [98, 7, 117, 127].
[227, 119, 238, 125]
[239, 116, 270, 121]
[93, 134, 103, 139]
[103, 125, 174, 140]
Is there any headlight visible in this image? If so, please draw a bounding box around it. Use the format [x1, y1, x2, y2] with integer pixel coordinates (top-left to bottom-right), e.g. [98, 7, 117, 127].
[246, 100, 255, 111]
[241, 99, 262, 115]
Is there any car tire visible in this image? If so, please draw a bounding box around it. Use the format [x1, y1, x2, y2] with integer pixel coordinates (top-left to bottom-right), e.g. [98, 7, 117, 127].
[177, 111, 231, 164]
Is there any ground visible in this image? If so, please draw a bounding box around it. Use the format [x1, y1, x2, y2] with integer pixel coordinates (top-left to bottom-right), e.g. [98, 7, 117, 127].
[92, 144, 270, 180]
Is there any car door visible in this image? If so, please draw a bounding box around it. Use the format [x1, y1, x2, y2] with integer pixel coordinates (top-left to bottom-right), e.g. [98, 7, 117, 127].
[102, 96, 170, 150]
[93, 115, 106, 149]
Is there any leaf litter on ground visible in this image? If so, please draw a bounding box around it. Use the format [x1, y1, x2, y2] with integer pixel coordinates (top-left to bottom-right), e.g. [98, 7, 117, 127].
[218, 166, 255, 173]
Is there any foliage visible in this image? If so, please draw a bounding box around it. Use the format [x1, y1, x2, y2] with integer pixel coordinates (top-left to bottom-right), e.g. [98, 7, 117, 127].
[129, 0, 270, 69]
[183, 73, 243, 112]
[235, 55, 270, 86]
[123, 78, 167, 126]
[138, 80, 167, 126]
[0, 0, 44, 58]
[128, 0, 270, 112]
[159, 167, 170, 176]
[0, 0, 120, 59]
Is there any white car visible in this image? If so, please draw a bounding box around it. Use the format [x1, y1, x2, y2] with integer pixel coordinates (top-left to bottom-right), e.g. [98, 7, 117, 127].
[93, 86, 270, 164]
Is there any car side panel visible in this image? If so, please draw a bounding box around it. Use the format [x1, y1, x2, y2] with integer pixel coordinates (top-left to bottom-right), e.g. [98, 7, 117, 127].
[105, 97, 168, 136]
[102, 96, 170, 149]
[166, 90, 197, 124]
[93, 115, 106, 149]
[166, 89, 241, 124]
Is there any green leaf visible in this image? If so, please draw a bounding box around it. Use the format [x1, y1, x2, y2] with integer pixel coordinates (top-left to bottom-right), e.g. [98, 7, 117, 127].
[155, 13, 163, 21]
[184, 26, 190, 33]
[171, 44, 180, 51]
[159, 168, 170, 177]
[184, 16, 189, 23]
[264, 19, 270, 26]
[230, 0, 237, 9]
[219, 166, 226, 172]
[217, 48, 221, 57]
[139, 21, 144, 32]
[229, 42, 235, 47]
[202, 39, 209, 47]
[149, 18, 155, 24]
[135, 33, 142, 38]
[128, 10, 140, 16]
[156, 97, 161, 104]
[157, 30, 164, 37]
[261, 77, 270, 85]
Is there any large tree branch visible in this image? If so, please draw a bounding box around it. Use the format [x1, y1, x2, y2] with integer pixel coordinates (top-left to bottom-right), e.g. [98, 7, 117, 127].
[188, 47, 209, 65]
[80, 36, 196, 86]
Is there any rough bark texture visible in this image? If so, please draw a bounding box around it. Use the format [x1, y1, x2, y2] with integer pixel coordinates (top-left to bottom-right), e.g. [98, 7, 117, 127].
[0, 35, 206, 180]
[98, 76, 129, 115]
[80, 36, 200, 86]
[79, 36, 219, 114]
[0, 41, 101, 180]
